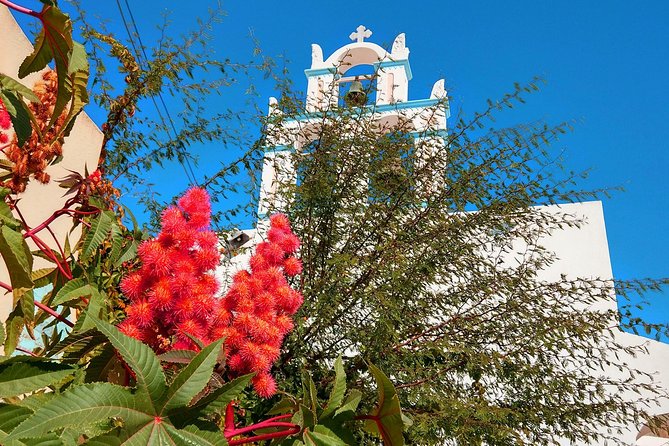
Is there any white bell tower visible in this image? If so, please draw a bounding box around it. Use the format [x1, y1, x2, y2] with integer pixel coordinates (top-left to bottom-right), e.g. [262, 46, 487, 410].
[257, 26, 450, 218]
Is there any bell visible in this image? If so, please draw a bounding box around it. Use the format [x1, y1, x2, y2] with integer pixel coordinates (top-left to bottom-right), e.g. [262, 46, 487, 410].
[344, 80, 367, 106]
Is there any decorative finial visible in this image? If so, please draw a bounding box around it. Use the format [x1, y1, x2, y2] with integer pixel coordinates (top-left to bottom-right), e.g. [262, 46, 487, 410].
[349, 25, 372, 43]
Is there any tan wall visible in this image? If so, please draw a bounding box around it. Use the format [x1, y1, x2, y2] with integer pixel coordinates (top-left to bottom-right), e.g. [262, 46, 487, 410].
[0, 5, 103, 319]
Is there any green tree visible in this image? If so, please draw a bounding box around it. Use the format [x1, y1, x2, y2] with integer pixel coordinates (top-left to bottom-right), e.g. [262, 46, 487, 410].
[257, 80, 669, 445]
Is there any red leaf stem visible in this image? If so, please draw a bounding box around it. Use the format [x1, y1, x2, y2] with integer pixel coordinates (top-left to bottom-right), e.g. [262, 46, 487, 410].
[34, 300, 73, 327]
[0, 0, 40, 17]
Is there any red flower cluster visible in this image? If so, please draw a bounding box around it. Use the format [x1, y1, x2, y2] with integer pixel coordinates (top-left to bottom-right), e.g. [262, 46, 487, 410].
[118, 188, 303, 398]
[218, 213, 303, 397]
[119, 187, 221, 352]
[0, 99, 10, 145]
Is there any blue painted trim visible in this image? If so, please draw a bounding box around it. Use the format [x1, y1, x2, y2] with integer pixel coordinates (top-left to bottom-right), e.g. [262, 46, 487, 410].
[304, 67, 337, 77]
[264, 144, 294, 153]
[373, 59, 413, 81]
[374, 98, 440, 113]
[282, 98, 448, 122]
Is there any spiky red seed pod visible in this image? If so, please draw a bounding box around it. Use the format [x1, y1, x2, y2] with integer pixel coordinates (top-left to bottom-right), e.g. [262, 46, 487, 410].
[119, 320, 143, 340]
[178, 188, 211, 229]
[267, 227, 286, 244]
[234, 312, 255, 334]
[258, 267, 285, 289]
[149, 279, 172, 310]
[161, 207, 186, 234]
[253, 372, 277, 398]
[126, 300, 153, 328]
[249, 253, 269, 272]
[280, 289, 304, 315]
[196, 231, 219, 250]
[269, 213, 291, 231]
[138, 240, 173, 276]
[283, 256, 303, 276]
[120, 273, 145, 300]
[254, 291, 276, 312]
[278, 233, 300, 254]
[194, 248, 221, 272]
[178, 318, 205, 341]
[227, 352, 249, 373]
[256, 242, 285, 265]
[259, 343, 281, 363]
[275, 314, 294, 334]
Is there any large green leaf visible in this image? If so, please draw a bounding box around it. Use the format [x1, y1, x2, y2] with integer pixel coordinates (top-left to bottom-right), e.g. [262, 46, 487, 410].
[0, 74, 39, 103]
[18, 5, 75, 130]
[160, 338, 223, 415]
[0, 360, 75, 398]
[363, 363, 404, 446]
[92, 319, 166, 412]
[72, 289, 105, 332]
[304, 425, 347, 446]
[179, 374, 253, 423]
[0, 90, 33, 147]
[59, 42, 89, 137]
[5, 383, 152, 441]
[321, 356, 346, 420]
[81, 212, 113, 261]
[0, 225, 34, 290]
[52, 278, 95, 306]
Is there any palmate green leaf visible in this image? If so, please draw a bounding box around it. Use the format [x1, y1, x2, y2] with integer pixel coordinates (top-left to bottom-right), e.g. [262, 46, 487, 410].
[0, 73, 39, 103]
[73, 290, 106, 332]
[18, 5, 75, 129]
[0, 90, 33, 147]
[81, 212, 113, 261]
[7, 383, 154, 440]
[92, 319, 166, 412]
[113, 240, 139, 268]
[0, 225, 34, 290]
[0, 360, 75, 398]
[59, 42, 89, 138]
[0, 403, 32, 446]
[157, 349, 197, 364]
[303, 425, 347, 446]
[5, 383, 152, 442]
[334, 390, 362, 418]
[363, 363, 404, 446]
[160, 338, 223, 414]
[321, 356, 346, 420]
[52, 278, 95, 306]
[180, 374, 253, 422]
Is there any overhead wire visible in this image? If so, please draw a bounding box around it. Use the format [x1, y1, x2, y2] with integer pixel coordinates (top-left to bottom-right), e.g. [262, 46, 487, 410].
[115, 0, 199, 186]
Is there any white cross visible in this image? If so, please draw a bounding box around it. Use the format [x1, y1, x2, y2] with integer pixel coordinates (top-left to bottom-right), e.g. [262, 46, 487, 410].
[349, 25, 372, 43]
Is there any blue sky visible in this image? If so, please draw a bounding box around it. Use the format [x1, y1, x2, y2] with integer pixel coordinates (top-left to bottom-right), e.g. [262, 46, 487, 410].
[11, 1, 669, 336]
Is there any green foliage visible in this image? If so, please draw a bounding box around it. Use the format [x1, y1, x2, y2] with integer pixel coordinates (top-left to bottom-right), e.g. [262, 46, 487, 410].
[260, 78, 669, 444]
[2, 319, 248, 444]
[268, 357, 405, 446]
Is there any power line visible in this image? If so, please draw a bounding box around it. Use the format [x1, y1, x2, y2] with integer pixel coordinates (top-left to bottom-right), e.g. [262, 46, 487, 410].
[115, 0, 199, 186]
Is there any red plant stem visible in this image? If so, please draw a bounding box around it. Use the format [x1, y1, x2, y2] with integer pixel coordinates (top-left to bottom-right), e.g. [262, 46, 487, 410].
[227, 424, 301, 446]
[16, 346, 38, 356]
[46, 224, 66, 263]
[0, 0, 40, 17]
[0, 281, 11, 292]
[34, 300, 74, 327]
[27, 232, 72, 279]
[24, 207, 100, 238]
[224, 405, 299, 445]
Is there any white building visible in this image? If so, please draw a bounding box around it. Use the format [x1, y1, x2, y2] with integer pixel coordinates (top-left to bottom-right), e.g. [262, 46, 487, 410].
[219, 27, 669, 445]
